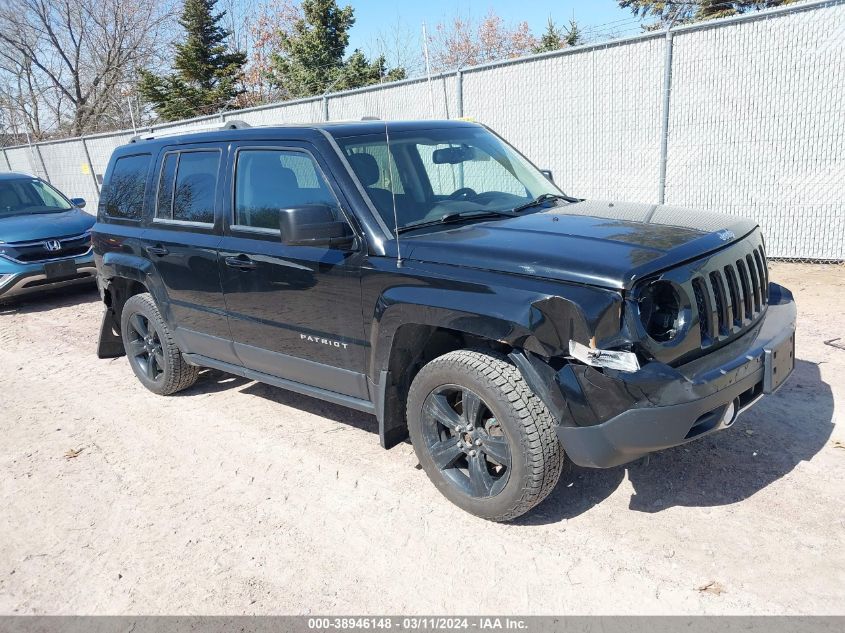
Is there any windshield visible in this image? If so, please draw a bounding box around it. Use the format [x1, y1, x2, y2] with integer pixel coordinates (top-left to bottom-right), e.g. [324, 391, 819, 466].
[0, 178, 73, 218]
[334, 126, 563, 232]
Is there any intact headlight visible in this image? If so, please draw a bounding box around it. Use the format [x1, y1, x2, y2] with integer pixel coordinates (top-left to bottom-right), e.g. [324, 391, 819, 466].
[638, 280, 686, 342]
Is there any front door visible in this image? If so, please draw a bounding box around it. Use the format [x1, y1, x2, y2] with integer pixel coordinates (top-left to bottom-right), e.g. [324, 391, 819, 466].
[217, 143, 368, 399]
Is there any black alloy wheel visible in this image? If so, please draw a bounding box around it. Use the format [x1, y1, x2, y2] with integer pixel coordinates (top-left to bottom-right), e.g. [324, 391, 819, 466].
[125, 312, 165, 384]
[421, 384, 511, 498]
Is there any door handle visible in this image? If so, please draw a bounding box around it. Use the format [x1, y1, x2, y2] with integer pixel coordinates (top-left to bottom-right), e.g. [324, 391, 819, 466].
[225, 255, 257, 270]
[145, 245, 169, 257]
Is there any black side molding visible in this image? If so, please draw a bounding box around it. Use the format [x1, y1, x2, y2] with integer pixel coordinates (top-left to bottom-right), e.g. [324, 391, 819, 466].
[182, 353, 376, 415]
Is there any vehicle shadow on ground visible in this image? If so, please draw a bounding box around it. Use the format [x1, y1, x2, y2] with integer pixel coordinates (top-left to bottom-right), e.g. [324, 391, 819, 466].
[177, 368, 254, 396]
[0, 285, 98, 315]
[516, 359, 834, 525]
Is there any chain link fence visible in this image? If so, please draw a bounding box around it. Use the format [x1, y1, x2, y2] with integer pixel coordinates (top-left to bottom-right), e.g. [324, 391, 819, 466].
[1, 0, 843, 261]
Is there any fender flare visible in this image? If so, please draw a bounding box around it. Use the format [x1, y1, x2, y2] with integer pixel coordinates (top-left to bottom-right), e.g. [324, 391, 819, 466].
[101, 252, 171, 316]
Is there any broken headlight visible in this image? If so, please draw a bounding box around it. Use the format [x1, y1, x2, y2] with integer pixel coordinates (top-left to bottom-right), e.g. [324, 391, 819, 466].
[638, 280, 686, 342]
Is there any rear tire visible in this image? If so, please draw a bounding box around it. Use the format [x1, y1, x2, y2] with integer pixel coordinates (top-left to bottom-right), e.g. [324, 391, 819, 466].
[120, 293, 199, 395]
[407, 348, 563, 521]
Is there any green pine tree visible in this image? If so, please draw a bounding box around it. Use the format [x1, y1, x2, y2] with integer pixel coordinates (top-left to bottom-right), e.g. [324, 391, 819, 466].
[270, 0, 354, 98]
[533, 18, 563, 53]
[334, 50, 406, 91]
[139, 0, 246, 121]
[269, 0, 405, 99]
[564, 19, 582, 46]
[618, 1, 797, 29]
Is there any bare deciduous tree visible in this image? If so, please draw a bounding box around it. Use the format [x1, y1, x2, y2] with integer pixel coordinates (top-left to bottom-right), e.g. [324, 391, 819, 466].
[211, 0, 302, 108]
[367, 17, 425, 79]
[242, 0, 301, 106]
[0, 0, 173, 140]
[428, 10, 537, 72]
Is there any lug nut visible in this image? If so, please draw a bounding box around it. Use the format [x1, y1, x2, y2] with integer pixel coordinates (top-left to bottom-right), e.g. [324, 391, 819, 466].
[469, 450, 477, 457]
[475, 439, 482, 446]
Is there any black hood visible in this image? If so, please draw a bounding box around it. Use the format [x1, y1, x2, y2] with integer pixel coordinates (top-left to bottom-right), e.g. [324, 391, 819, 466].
[402, 200, 759, 289]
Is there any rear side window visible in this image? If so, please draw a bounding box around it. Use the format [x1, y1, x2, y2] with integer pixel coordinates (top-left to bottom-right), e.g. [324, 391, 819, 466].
[234, 149, 338, 230]
[155, 150, 220, 224]
[102, 154, 150, 220]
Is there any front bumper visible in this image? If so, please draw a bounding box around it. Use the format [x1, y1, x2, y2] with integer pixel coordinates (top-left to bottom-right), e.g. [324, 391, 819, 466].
[517, 283, 796, 468]
[0, 252, 97, 300]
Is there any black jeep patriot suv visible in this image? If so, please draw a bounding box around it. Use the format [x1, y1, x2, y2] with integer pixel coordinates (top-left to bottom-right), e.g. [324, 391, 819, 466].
[93, 119, 796, 521]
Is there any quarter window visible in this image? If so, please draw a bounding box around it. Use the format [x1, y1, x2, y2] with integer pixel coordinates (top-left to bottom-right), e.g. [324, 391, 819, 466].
[234, 149, 339, 230]
[155, 153, 177, 220]
[101, 154, 150, 220]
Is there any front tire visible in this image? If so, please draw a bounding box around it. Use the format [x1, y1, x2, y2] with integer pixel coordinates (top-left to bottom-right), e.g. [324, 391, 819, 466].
[407, 349, 563, 521]
[120, 293, 199, 395]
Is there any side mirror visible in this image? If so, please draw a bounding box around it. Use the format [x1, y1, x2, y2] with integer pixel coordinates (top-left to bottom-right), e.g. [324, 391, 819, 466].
[540, 170, 554, 183]
[70, 197, 86, 208]
[279, 204, 354, 248]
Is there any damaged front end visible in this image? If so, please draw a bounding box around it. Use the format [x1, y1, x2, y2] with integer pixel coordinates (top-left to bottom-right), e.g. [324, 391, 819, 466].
[510, 281, 796, 468]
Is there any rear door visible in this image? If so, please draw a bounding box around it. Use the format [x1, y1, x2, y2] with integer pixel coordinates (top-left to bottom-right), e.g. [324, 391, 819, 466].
[217, 141, 368, 399]
[142, 143, 237, 364]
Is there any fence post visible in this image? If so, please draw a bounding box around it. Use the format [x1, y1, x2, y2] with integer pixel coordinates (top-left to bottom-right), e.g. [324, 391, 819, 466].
[34, 143, 50, 183]
[657, 28, 675, 205]
[81, 138, 100, 195]
[456, 70, 464, 118]
[1, 147, 11, 171]
[323, 95, 329, 121]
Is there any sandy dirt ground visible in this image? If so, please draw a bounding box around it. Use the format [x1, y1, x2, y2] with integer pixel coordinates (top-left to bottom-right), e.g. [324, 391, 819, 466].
[0, 262, 843, 615]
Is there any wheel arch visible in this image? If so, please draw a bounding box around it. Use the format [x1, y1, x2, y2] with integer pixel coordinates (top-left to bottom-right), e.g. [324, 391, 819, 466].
[368, 282, 624, 450]
[374, 320, 512, 449]
[97, 253, 169, 358]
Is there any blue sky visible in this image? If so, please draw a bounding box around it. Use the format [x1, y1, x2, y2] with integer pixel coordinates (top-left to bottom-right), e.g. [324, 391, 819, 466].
[347, 0, 641, 53]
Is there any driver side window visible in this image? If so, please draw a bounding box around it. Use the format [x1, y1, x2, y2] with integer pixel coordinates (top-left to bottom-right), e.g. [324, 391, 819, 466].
[234, 149, 340, 231]
[417, 144, 526, 197]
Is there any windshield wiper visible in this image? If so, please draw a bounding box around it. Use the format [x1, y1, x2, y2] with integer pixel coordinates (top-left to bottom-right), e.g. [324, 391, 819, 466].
[396, 210, 514, 234]
[512, 193, 575, 214]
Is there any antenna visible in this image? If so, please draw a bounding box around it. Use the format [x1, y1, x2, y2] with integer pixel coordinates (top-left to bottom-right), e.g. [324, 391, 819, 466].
[384, 121, 402, 268]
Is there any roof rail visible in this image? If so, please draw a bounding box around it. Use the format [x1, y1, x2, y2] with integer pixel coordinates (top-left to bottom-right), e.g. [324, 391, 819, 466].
[129, 119, 252, 143]
[360, 115, 381, 121]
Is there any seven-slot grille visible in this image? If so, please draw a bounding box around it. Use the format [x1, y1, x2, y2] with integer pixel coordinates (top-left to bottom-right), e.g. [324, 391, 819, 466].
[692, 244, 769, 347]
[1, 233, 91, 263]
